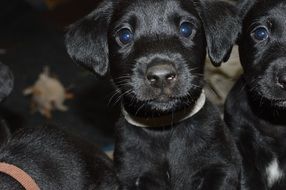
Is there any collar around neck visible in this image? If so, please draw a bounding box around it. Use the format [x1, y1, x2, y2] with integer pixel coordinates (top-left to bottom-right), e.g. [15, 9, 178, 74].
[122, 91, 206, 128]
[0, 162, 40, 190]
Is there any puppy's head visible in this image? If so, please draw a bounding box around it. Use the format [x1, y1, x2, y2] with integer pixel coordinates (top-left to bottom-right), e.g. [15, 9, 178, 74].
[238, 0, 286, 108]
[66, 0, 240, 115]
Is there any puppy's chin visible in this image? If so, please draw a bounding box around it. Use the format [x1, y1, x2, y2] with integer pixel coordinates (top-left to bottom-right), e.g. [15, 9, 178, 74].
[122, 90, 202, 117]
[245, 75, 286, 110]
[148, 99, 181, 112]
[249, 90, 286, 110]
[271, 100, 286, 109]
[123, 99, 193, 117]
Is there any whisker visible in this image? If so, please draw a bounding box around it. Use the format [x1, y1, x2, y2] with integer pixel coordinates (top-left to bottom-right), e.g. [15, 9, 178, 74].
[107, 89, 121, 106]
[135, 102, 146, 116]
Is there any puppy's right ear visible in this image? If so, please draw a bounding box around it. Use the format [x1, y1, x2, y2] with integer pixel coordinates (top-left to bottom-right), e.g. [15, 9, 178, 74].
[237, 0, 256, 19]
[0, 63, 14, 102]
[65, 1, 114, 76]
[236, 0, 256, 43]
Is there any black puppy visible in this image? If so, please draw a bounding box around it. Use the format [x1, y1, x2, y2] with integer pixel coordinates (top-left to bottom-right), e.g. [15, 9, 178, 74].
[225, 0, 286, 189]
[66, 0, 243, 189]
[0, 125, 118, 190]
[0, 64, 118, 190]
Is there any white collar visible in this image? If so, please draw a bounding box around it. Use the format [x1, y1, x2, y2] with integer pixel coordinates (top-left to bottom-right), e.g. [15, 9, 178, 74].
[122, 91, 206, 128]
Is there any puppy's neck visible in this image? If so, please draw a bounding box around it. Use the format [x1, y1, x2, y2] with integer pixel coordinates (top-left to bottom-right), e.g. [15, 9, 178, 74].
[122, 91, 206, 128]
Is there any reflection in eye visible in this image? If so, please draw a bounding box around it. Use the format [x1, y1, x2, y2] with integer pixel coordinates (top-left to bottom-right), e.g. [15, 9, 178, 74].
[117, 28, 134, 45]
[180, 22, 193, 38]
[252, 27, 269, 41]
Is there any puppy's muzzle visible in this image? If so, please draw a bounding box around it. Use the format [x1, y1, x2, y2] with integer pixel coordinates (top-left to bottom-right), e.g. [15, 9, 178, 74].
[146, 63, 177, 90]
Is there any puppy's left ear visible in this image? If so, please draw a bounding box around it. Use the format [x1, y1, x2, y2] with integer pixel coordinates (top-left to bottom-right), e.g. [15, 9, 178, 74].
[65, 1, 114, 76]
[195, 0, 241, 66]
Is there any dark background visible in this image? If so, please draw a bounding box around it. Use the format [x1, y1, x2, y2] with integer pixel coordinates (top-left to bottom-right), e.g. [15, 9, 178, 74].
[0, 0, 118, 149]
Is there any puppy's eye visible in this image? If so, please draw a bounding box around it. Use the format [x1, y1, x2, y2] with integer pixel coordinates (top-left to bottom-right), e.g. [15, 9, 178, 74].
[179, 22, 193, 38]
[252, 27, 269, 41]
[117, 28, 134, 45]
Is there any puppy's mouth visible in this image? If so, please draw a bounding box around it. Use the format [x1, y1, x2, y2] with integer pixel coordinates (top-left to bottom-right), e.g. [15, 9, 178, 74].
[245, 71, 286, 109]
[270, 99, 286, 108]
[122, 73, 203, 114]
[148, 97, 181, 111]
[118, 57, 204, 115]
[122, 91, 206, 128]
[121, 87, 203, 117]
[148, 91, 182, 103]
[249, 88, 286, 109]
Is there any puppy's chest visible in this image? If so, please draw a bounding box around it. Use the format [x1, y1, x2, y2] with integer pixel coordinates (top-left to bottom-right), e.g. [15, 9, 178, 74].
[245, 128, 286, 188]
[121, 122, 211, 171]
[264, 158, 285, 188]
[267, 140, 286, 188]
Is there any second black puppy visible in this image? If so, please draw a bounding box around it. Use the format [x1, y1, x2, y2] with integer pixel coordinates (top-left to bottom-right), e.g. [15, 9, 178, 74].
[66, 0, 242, 189]
[225, 0, 286, 189]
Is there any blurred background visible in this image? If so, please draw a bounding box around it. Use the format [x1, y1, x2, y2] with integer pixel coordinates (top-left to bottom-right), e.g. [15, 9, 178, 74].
[0, 0, 242, 152]
[0, 0, 119, 151]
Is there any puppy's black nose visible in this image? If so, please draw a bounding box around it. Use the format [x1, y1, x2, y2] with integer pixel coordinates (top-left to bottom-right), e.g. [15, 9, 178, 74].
[146, 64, 177, 88]
[278, 74, 286, 89]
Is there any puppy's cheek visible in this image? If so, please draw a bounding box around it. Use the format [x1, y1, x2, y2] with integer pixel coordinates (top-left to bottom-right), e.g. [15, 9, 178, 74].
[172, 77, 191, 97]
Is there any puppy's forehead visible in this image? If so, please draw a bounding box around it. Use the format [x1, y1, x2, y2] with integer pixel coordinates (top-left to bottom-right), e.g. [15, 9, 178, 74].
[246, 1, 286, 38]
[249, 1, 286, 23]
[113, 0, 197, 29]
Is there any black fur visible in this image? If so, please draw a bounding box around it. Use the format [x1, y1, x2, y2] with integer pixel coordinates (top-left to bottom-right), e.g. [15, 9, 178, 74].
[0, 126, 118, 190]
[66, 0, 242, 189]
[225, 0, 286, 189]
[0, 62, 13, 145]
[0, 62, 13, 102]
[0, 119, 10, 145]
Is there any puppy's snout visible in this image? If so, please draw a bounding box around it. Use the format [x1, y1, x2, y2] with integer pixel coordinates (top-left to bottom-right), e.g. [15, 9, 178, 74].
[278, 73, 286, 89]
[146, 64, 177, 88]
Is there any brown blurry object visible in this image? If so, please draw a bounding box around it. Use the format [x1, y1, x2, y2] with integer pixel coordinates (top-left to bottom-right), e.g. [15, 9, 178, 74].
[23, 67, 73, 119]
[204, 46, 243, 106]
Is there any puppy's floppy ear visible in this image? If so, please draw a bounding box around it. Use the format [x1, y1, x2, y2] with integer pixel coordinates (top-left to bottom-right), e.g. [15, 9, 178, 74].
[0, 63, 14, 102]
[237, 0, 256, 19]
[195, 0, 241, 66]
[65, 1, 114, 76]
[236, 0, 256, 42]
